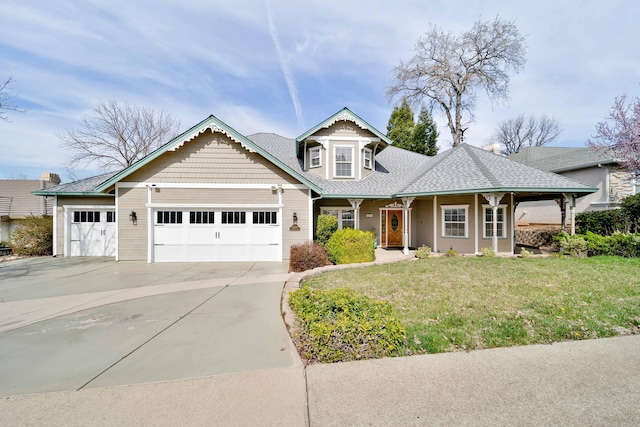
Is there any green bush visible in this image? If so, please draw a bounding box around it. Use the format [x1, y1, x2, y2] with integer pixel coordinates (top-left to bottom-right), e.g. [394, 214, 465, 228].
[289, 241, 330, 272]
[445, 248, 459, 257]
[415, 245, 431, 259]
[621, 194, 640, 233]
[576, 210, 626, 235]
[10, 215, 53, 256]
[289, 287, 406, 363]
[316, 214, 338, 247]
[480, 247, 496, 257]
[520, 247, 532, 258]
[580, 232, 640, 258]
[325, 228, 375, 264]
[582, 231, 613, 256]
[554, 231, 587, 257]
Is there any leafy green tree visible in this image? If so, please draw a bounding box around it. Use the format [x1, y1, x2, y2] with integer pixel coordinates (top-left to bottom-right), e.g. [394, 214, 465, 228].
[410, 106, 438, 156]
[386, 98, 415, 150]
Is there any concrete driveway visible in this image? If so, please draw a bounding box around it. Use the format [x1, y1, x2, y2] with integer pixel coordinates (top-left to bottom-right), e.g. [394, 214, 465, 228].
[0, 257, 295, 396]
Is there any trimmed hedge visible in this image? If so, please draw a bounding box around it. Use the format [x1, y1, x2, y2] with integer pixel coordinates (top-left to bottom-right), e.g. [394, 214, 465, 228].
[289, 241, 330, 272]
[555, 231, 640, 258]
[316, 214, 338, 247]
[576, 210, 626, 235]
[325, 228, 375, 264]
[289, 287, 406, 363]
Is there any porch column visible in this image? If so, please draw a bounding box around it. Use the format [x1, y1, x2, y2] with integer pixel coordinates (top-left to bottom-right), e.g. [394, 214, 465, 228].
[555, 196, 567, 231]
[483, 193, 505, 253]
[348, 199, 364, 230]
[401, 197, 415, 255]
[564, 194, 577, 235]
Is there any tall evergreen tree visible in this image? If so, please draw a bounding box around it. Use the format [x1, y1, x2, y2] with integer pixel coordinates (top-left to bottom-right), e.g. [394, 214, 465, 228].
[410, 106, 439, 156]
[386, 98, 415, 150]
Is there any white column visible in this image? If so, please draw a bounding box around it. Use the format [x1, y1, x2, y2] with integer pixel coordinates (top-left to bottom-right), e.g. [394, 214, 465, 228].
[147, 184, 153, 263]
[483, 193, 505, 253]
[474, 194, 479, 255]
[348, 199, 364, 229]
[52, 196, 58, 257]
[565, 194, 577, 235]
[433, 195, 438, 253]
[401, 197, 415, 255]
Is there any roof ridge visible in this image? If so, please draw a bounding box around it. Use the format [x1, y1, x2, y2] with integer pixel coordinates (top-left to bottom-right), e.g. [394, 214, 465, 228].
[462, 145, 502, 188]
[396, 147, 457, 193]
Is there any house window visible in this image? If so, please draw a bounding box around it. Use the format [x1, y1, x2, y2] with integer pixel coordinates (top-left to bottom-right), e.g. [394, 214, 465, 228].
[309, 147, 321, 168]
[253, 211, 277, 224]
[321, 207, 355, 229]
[190, 211, 215, 224]
[106, 211, 115, 223]
[364, 148, 373, 170]
[334, 146, 353, 178]
[221, 211, 246, 224]
[483, 205, 507, 238]
[441, 205, 468, 238]
[157, 211, 183, 224]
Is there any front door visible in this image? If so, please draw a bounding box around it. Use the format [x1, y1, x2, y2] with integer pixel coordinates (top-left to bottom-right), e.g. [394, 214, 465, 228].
[386, 210, 403, 247]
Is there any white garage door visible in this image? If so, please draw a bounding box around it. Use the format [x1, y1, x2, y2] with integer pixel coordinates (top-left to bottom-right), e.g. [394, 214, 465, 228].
[70, 209, 116, 256]
[154, 210, 280, 262]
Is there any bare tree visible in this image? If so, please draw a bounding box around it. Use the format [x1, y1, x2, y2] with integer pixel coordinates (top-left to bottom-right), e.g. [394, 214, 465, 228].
[589, 93, 640, 174]
[492, 114, 562, 155]
[59, 100, 181, 171]
[387, 16, 526, 146]
[0, 75, 26, 121]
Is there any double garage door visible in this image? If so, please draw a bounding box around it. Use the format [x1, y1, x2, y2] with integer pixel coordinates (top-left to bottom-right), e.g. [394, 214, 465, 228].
[154, 209, 281, 262]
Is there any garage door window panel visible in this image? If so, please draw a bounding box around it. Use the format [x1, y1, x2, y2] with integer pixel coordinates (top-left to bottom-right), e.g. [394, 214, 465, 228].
[190, 211, 215, 224]
[157, 211, 183, 224]
[253, 211, 277, 225]
[222, 211, 246, 224]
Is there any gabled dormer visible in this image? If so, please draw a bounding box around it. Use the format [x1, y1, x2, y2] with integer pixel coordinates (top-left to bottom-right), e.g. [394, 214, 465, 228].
[296, 108, 390, 181]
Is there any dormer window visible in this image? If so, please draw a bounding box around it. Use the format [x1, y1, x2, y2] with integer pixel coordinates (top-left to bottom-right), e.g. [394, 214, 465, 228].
[363, 148, 372, 170]
[334, 146, 353, 178]
[309, 146, 321, 168]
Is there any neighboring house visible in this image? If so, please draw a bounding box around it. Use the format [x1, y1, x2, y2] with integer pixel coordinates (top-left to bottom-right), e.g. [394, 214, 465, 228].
[508, 147, 637, 227]
[34, 108, 596, 262]
[0, 173, 60, 243]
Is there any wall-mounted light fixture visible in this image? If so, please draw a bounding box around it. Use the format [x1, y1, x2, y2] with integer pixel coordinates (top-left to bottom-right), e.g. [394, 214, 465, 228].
[129, 211, 137, 222]
[290, 211, 300, 231]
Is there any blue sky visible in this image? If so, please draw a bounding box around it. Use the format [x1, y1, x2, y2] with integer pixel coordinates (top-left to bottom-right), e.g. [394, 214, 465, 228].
[1, 0, 639, 183]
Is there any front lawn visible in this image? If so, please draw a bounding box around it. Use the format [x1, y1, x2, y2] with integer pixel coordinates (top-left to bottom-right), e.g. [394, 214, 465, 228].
[299, 256, 640, 355]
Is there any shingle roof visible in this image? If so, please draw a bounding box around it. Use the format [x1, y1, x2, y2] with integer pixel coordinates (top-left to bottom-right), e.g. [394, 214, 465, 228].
[248, 134, 596, 197]
[507, 146, 617, 173]
[0, 180, 55, 217]
[33, 173, 117, 196]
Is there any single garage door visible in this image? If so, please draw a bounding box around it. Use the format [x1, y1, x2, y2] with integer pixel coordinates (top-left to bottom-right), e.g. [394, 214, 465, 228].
[70, 209, 116, 256]
[154, 209, 280, 262]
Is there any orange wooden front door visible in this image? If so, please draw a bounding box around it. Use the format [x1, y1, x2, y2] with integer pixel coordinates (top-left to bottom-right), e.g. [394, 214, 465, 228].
[386, 210, 403, 247]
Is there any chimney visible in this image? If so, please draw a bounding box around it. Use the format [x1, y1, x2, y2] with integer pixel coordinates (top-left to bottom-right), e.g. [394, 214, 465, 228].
[40, 172, 61, 185]
[484, 144, 502, 156]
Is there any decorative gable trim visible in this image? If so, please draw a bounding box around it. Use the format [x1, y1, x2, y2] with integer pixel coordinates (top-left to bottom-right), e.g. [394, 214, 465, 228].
[169, 123, 255, 153]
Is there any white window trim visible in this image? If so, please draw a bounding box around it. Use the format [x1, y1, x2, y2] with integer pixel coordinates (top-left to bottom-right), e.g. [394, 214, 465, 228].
[441, 204, 469, 238]
[333, 145, 354, 178]
[309, 146, 321, 169]
[481, 204, 507, 239]
[320, 207, 355, 229]
[363, 148, 373, 170]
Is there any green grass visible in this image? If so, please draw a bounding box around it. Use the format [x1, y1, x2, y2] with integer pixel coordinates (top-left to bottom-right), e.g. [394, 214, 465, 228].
[300, 256, 640, 355]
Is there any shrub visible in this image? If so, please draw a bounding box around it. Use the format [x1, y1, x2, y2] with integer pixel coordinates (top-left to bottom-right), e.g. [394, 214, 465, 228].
[621, 194, 640, 233]
[289, 241, 331, 272]
[316, 214, 338, 247]
[445, 248, 458, 257]
[554, 231, 587, 257]
[576, 210, 626, 235]
[480, 247, 496, 257]
[289, 287, 406, 363]
[10, 215, 53, 256]
[582, 231, 613, 256]
[415, 245, 431, 259]
[325, 228, 375, 264]
[520, 247, 531, 258]
[608, 232, 640, 257]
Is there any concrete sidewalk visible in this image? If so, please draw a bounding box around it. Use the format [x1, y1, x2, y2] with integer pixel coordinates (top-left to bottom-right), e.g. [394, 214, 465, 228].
[2, 335, 639, 426]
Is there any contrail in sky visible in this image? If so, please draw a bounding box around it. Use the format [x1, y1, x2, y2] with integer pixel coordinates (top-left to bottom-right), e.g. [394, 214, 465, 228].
[265, 1, 303, 128]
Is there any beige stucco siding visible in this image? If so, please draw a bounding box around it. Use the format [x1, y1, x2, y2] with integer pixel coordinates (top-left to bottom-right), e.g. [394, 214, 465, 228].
[124, 130, 302, 185]
[117, 187, 148, 261]
[55, 196, 115, 257]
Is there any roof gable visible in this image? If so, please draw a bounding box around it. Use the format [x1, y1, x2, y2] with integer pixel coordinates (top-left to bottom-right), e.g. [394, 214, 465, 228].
[295, 108, 391, 157]
[95, 115, 321, 193]
[508, 146, 617, 173]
